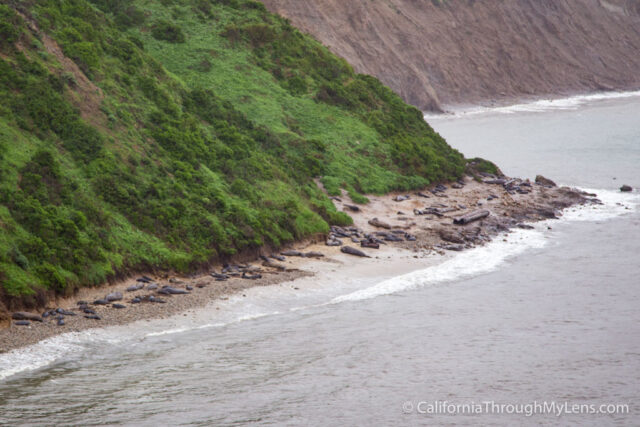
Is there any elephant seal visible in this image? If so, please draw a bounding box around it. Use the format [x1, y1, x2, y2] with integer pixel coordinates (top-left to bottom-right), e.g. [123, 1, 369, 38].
[361, 239, 380, 249]
[281, 250, 304, 257]
[14, 320, 31, 326]
[262, 259, 287, 271]
[137, 276, 153, 283]
[84, 314, 101, 320]
[112, 303, 126, 309]
[326, 238, 342, 247]
[12, 312, 43, 322]
[57, 318, 65, 326]
[93, 299, 109, 305]
[303, 251, 324, 258]
[126, 283, 144, 292]
[341, 246, 370, 258]
[242, 272, 262, 280]
[106, 292, 123, 302]
[83, 307, 96, 314]
[368, 218, 391, 229]
[158, 286, 190, 295]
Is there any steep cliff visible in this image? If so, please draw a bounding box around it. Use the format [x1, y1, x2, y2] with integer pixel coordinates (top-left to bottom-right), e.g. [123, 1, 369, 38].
[261, 0, 640, 111]
[0, 0, 465, 303]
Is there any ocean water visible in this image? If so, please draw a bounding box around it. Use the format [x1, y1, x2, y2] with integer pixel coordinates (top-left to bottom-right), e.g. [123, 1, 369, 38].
[1, 94, 639, 426]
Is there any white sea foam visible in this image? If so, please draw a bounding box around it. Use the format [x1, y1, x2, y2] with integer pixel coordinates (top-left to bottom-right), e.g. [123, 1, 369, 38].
[330, 227, 547, 304]
[424, 90, 640, 119]
[561, 187, 640, 222]
[0, 330, 108, 381]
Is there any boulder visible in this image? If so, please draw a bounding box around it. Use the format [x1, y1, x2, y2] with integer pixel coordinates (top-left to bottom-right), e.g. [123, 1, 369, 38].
[535, 175, 556, 187]
[439, 229, 465, 244]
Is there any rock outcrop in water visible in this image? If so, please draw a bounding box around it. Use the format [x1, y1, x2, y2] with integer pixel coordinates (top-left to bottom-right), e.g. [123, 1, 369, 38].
[260, 0, 640, 111]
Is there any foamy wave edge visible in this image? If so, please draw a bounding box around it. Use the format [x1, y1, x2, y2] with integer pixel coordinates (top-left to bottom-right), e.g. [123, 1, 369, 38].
[330, 188, 639, 304]
[1, 189, 637, 381]
[424, 90, 640, 119]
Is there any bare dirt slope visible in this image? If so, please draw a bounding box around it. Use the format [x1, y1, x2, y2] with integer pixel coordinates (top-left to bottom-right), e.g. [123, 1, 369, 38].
[261, 0, 640, 111]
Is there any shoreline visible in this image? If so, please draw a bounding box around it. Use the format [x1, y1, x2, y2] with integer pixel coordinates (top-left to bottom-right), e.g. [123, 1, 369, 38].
[0, 175, 599, 353]
[425, 89, 640, 118]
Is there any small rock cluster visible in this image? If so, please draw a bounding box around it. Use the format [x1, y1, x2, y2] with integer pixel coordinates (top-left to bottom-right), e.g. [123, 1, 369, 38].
[327, 225, 416, 251]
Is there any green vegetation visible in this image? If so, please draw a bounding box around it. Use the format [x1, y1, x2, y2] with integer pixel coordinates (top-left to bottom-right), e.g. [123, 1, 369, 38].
[466, 157, 502, 178]
[0, 0, 464, 301]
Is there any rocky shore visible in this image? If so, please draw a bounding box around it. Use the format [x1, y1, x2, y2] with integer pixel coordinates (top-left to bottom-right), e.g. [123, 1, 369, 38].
[0, 174, 600, 353]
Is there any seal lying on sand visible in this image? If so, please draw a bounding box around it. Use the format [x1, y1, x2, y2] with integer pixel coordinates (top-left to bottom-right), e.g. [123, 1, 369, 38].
[341, 246, 370, 258]
[12, 312, 43, 322]
[106, 292, 123, 302]
[126, 283, 145, 292]
[158, 286, 190, 295]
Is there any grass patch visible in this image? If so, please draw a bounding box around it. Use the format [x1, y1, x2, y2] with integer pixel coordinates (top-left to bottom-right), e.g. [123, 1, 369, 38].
[0, 0, 465, 298]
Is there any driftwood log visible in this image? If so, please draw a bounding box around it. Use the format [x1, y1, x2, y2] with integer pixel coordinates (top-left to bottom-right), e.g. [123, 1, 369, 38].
[453, 210, 490, 225]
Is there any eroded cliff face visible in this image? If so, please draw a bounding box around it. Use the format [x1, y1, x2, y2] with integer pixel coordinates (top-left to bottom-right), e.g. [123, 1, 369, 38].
[260, 0, 640, 111]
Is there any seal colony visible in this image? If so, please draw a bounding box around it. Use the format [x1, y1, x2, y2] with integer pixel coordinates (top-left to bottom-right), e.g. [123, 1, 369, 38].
[0, 174, 608, 352]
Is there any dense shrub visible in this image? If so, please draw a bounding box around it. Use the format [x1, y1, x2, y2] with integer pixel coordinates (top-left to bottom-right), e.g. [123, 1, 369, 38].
[0, 5, 23, 49]
[151, 20, 186, 43]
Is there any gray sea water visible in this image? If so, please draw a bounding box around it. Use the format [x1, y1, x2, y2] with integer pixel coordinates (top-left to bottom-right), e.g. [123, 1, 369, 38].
[1, 94, 639, 426]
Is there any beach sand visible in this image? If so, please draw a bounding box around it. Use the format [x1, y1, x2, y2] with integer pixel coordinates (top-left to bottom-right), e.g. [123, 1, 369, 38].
[0, 176, 595, 352]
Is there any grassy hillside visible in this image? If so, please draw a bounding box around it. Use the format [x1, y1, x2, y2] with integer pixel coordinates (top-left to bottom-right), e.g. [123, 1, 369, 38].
[0, 0, 464, 303]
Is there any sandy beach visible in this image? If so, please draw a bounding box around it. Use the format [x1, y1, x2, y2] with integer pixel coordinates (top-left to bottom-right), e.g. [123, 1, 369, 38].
[0, 175, 596, 353]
